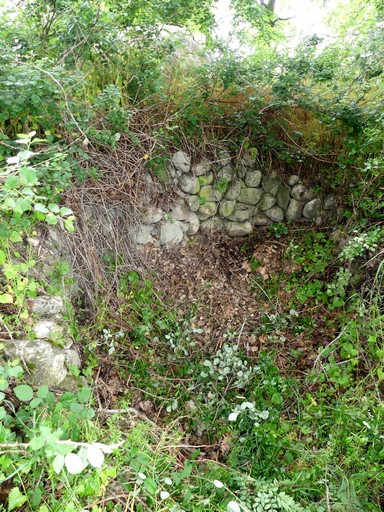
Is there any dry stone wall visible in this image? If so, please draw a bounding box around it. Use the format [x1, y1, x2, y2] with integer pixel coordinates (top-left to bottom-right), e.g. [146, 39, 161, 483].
[133, 150, 335, 246]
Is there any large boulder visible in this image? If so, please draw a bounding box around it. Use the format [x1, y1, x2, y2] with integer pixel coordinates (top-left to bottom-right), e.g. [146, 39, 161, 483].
[2, 338, 81, 389]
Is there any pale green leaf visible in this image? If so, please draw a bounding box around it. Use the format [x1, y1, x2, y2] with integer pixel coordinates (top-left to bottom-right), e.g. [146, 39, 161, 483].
[0, 294, 14, 304]
[14, 384, 34, 402]
[8, 487, 28, 511]
[52, 454, 65, 474]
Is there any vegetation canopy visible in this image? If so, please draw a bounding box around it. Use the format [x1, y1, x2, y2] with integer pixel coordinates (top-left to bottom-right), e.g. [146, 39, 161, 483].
[0, 0, 383, 511]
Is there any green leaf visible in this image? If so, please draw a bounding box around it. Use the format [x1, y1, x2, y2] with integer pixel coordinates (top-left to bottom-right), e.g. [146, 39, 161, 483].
[0, 406, 6, 419]
[48, 203, 60, 213]
[45, 213, 58, 225]
[9, 231, 22, 242]
[30, 397, 43, 409]
[8, 487, 28, 511]
[34, 203, 48, 213]
[76, 386, 92, 403]
[0, 294, 13, 304]
[143, 476, 157, 495]
[52, 454, 65, 474]
[14, 197, 32, 214]
[0, 250, 6, 265]
[14, 384, 34, 402]
[64, 216, 75, 232]
[0, 378, 9, 391]
[37, 385, 49, 399]
[19, 166, 38, 186]
[4, 175, 19, 190]
[29, 436, 45, 451]
[60, 207, 73, 216]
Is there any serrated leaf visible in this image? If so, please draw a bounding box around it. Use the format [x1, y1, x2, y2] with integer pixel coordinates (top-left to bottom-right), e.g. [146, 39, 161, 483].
[64, 453, 84, 474]
[87, 445, 105, 468]
[29, 436, 45, 451]
[4, 175, 19, 190]
[52, 454, 65, 474]
[14, 197, 32, 214]
[19, 166, 38, 185]
[8, 487, 28, 511]
[14, 384, 34, 402]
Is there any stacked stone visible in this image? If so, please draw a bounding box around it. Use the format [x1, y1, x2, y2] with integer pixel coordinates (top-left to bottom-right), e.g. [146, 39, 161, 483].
[132, 150, 334, 245]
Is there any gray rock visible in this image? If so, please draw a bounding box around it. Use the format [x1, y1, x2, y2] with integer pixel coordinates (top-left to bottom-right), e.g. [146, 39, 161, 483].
[187, 195, 200, 212]
[244, 170, 262, 188]
[199, 185, 222, 202]
[170, 204, 190, 221]
[198, 173, 214, 186]
[228, 204, 255, 222]
[200, 216, 223, 234]
[262, 176, 281, 196]
[241, 152, 256, 167]
[287, 175, 300, 186]
[264, 206, 284, 222]
[29, 296, 63, 317]
[217, 150, 231, 167]
[192, 159, 211, 176]
[2, 338, 81, 388]
[179, 174, 200, 195]
[219, 200, 236, 218]
[132, 225, 155, 245]
[172, 151, 190, 174]
[225, 221, 253, 237]
[160, 221, 184, 245]
[276, 184, 290, 210]
[143, 206, 163, 224]
[303, 198, 322, 219]
[286, 199, 305, 221]
[33, 319, 65, 340]
[253, 213, 272, 226]
[238, 187, 262, 206]
[197, 202, 218, 220]
[259, 193, 277, 211]
[323, 194, 335, 210]
[225, 181, 242, 200]
[291, 183, 313, 201]
[217, 166, 234, 181]
[236, 165, 247, 180]
[184, 212, 200, 235]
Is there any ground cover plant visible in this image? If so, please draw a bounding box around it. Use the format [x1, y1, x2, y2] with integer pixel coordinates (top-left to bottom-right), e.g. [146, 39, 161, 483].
[0, 0, 383, 510]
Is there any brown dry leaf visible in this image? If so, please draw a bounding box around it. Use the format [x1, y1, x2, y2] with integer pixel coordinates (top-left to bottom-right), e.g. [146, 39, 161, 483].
[257, 266, 270, 280]
[242, 260, 252, 273]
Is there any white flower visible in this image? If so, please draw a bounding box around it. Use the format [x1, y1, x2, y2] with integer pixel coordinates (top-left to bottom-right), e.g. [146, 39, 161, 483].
[213, 479, 225, 489]
[138, 472, 147, 480]
[160, 491, 170, 500]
